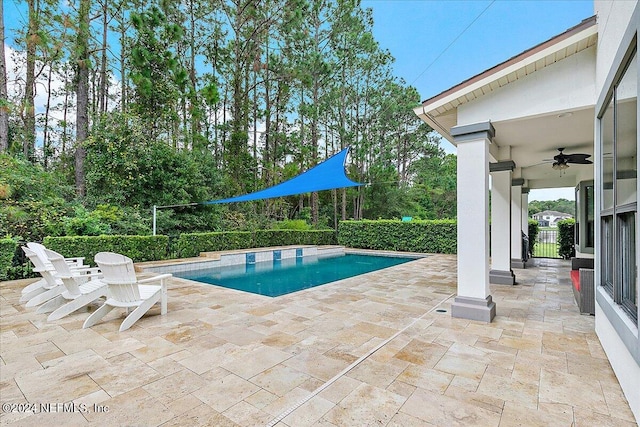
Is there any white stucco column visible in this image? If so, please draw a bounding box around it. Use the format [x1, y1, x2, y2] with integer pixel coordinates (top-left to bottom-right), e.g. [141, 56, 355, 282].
[510, 180, 524, 268]
[521, 188, 529, 237]
[450, 122, 496, 322]
[490, 162, 516, 285]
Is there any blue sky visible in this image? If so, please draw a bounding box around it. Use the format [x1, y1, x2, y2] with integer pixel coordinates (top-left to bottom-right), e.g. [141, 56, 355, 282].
[362, 0, 594, 101]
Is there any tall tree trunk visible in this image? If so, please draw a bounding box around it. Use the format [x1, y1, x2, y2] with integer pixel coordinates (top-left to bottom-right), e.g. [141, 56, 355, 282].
[118, 7, 127, 113]
[23, 0, 38, 160]
[332, 189, 337, 230]
[62, 65, 70, 152]
[263, 38, 271, 185]
[0, 1, 8, 152]
[298, 194, 304, 217]
[310, 101, 318, 224]
[188, 0, 200, 148]
[98, 0, 108, 114]
[75, 0, 91, 197]
[43, 64, 53, 168]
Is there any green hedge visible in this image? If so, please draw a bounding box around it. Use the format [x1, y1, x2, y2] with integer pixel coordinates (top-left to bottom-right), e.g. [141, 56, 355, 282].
[528, 219, 539, 255]
[0, 238, 18, 281]
[254, 230, 336, 247]
[43, 235, 169, 265]
[338, 220, 457, 253]
[557, 218, 576, 259]
[173, 231, 253, 258]
[174, 230, 337, 258]
[6, 230, 341, 277]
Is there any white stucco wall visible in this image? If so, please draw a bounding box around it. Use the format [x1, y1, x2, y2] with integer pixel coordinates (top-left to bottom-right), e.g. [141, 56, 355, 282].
[458, 46, 596, 125]
[595, 303, 640, 420]
[594, 0, 638, 91]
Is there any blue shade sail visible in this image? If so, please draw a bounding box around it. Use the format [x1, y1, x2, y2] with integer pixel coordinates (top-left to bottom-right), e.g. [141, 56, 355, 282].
[203, 147, 363, 204]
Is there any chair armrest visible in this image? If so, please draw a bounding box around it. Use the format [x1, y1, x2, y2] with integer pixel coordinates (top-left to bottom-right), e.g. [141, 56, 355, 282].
[74, 267, 102, 275]
[65, 257, 85, 264]
[83, 272, 104, 279]
[137, 274, 172, 284]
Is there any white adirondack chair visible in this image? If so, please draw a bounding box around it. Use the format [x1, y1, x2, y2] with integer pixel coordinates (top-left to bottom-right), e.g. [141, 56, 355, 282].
[42, 248, 107, 321]
[22, 247, 65, 308]
[83, 252, 171, 332]
[20, 243, 87, 303]
[27, 242, 86, 269]
[22, 247, 100, 309]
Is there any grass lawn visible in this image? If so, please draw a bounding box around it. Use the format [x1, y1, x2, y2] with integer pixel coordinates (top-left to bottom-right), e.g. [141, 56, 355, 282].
[533, 241, 559, 258]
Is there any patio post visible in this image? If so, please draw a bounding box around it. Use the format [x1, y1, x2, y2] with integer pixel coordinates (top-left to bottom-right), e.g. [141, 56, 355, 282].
[490, 161, 516, 285]
[521, 188, 529, 238]
[450, 121, 496, 322]
[511, 179, 525, 268]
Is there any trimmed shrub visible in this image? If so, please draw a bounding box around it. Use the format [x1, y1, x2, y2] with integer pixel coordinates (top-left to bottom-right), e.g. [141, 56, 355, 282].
[34, 229, 338, 266]
[254, 230, 336, 247]
[528, 219, 539, 255]
[557, 218, 576, 259]
[0, 238, 18, 280]
[271, 220, 312, 230]
[43, 235, 169, 265]
[175, 230, 337, 257]
[338, 220, 457, 253]
[173, 231, 253, 258]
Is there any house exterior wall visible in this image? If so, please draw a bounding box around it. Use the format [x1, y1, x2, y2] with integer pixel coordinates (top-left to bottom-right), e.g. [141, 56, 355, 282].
[595, 1, 638, 91]
[457, 46, 596, 125]
[593, 0, 639, 421]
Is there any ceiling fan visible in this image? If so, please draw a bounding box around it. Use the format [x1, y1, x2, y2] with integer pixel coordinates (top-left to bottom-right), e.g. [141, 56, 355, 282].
[549, 148, 593, 170]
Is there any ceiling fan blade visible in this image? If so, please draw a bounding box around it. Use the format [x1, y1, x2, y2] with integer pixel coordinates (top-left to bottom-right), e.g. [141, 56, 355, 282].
[568, 158, 593, 164]
[565, 154, 592, 164]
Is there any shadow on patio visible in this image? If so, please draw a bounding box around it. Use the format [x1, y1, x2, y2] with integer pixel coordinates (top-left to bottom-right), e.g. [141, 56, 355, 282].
[0, 254, 635, 426]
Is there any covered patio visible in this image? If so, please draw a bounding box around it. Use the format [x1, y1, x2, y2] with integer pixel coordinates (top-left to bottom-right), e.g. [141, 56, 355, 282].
[0, 254, 634, 426]
[413, 2, 639, 422]
[414, 16, 598, 323]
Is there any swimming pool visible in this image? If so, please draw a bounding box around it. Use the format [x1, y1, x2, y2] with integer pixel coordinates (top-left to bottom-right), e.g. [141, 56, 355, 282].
[174, 253, 416, 297]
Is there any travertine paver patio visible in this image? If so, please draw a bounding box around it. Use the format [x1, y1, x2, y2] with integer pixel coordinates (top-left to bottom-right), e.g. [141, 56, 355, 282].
[0, 253, 636, 426]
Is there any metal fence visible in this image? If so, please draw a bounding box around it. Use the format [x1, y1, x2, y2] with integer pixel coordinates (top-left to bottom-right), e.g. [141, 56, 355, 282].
[532, 228, 561, 259]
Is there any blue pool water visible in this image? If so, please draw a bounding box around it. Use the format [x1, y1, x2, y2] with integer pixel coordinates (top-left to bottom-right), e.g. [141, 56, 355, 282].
[175, 253, 416, 297]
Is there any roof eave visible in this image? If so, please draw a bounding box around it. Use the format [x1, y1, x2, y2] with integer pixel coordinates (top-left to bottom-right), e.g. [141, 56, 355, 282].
[414, 15, 598, 143]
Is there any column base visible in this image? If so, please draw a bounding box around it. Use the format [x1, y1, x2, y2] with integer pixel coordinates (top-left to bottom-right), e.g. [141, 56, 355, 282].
[451, 295, 496, 323]
[490, 269, 516, 285]
[511, 258, 526, 269]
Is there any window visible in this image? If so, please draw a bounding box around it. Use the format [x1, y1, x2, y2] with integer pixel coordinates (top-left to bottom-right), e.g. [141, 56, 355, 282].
[575, 181, 594, 253]
[586, 185, 594, 248]
[599, 49, 638, 322]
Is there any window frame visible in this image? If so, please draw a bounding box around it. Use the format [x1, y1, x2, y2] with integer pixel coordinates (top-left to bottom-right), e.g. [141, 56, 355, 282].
[598, 44, 638, 324]
[575, 180, 595, 254]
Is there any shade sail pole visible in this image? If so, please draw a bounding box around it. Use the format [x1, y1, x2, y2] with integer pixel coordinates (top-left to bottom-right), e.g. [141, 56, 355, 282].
[151, 203, 199, 236]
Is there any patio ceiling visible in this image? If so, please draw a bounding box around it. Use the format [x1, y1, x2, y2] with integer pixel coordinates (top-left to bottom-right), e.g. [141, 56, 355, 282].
[415, 16, 598, 190]
[493, 107, 595, 189]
